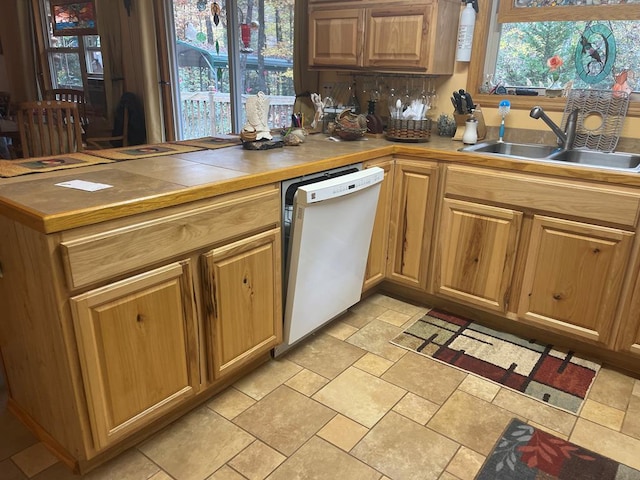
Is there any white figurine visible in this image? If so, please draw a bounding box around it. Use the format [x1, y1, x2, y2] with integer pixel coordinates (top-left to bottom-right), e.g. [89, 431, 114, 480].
[310, 92, 324, 129]
[242, 91, 272, 141]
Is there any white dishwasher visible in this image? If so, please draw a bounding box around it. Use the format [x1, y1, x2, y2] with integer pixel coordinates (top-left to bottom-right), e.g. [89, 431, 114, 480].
[274, 166, 384, 356]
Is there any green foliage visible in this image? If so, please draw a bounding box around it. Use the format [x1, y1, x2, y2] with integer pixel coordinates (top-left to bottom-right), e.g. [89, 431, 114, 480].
[494, 20, 640, 91]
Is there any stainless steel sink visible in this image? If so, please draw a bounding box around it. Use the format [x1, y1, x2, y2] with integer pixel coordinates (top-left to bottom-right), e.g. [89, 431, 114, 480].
[460, 140, 640, 171]
[460, 141, 561, 159]
[546, 149, 640, 170]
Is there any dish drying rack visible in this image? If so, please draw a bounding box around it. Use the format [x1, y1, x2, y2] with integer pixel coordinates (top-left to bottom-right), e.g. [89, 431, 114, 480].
[560, 89, 630, 152]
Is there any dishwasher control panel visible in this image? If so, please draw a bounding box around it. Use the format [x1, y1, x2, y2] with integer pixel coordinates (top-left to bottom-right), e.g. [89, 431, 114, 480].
[298, 167, 384, 205]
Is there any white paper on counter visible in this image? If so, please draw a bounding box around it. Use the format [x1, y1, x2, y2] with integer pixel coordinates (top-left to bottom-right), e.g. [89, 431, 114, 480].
[55, 180, 113, 192]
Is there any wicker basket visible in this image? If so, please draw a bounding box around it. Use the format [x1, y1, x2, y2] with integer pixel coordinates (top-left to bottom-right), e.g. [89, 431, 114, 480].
[386, 118, 432, 142]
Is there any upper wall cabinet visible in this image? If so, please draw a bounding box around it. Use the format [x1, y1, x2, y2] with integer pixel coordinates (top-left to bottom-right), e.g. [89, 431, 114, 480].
[308, 0, 460, 74]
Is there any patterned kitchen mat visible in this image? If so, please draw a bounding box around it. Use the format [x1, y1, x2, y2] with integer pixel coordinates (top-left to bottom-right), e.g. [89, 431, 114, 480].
[172, 135, 242, 149]
[476, 418, 640, 479]
[391, 308, 601, 414]
[86, 142, 204, 160]
[0, 153, 114, 177]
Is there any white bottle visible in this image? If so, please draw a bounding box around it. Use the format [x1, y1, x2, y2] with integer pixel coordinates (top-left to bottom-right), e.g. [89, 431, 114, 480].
[456, 2, 476, 62]
[462, 119, 478, 145]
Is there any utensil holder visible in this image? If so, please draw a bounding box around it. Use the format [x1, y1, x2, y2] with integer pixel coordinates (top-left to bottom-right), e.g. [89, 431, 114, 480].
[452, 105, 486, 142]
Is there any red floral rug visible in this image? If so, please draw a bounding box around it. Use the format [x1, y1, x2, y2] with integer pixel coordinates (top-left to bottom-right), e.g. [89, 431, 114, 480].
[391, 308, 600, 414]
[476, 419, 640, 479]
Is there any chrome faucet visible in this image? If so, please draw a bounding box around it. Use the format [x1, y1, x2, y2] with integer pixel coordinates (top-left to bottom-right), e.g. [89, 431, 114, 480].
[530, 106, 579, 150]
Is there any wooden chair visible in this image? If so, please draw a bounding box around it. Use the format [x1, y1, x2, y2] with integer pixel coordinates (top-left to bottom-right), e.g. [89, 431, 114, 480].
[17, 100, 84, 158]
[45, 88, 90, 127]
[85, 108, 129, 149]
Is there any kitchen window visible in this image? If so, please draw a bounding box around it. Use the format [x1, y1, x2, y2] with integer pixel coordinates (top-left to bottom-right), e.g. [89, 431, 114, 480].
[469, 0, 640, 114]
[38, 0, 103, 91]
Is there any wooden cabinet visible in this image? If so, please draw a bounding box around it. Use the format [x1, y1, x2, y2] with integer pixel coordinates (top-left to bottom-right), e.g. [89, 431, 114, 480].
[0, 184, 281, 469]
[363, 157, 394, 291]
[436, 165, 640, 347]
[202, 229, 282, 380]
[432, 198, 522, 313]
[308, 9, 363, 68]
[518, 216, 633, 345]
[308, 0, 459, 73]
[387, 158, 438, 290]
[70, 261, 199, 450]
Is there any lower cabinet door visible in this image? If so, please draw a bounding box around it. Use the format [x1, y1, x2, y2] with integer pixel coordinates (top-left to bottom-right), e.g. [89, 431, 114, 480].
[433, 198, 522, 312]
[202, 228, 282, 380]
[518, 215, 633, 345]
[70, 261, 198, 451]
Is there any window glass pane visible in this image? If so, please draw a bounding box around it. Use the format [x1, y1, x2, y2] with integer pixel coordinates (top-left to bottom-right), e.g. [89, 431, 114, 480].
[84, 35, 101, 48]
[172, 0, 294, 138]
[50, 52, 83, 88]
[494, 21, 640, 92]
[512, 0, 639, 7]
[86, 50, 104, 75]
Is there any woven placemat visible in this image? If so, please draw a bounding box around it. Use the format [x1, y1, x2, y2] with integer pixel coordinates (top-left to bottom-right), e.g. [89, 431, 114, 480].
[172, 135, 242, 150]
[86, 143, 204, 160]
[0, 153, 114, 178]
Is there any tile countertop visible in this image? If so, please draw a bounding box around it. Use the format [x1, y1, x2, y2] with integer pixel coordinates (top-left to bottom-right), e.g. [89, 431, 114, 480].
[2, 132, 640, 234]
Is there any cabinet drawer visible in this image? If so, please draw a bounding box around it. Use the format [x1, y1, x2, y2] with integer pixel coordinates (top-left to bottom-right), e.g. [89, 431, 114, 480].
[61, 185, 280, 289]
[444, 165, 640, 228]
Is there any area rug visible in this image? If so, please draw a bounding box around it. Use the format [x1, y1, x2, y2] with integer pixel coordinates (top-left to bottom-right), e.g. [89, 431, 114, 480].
[476, 419, 640, 479]
[172, 135, 242, 149]
[86, 142, 203, 160]
[0, 153, 114, 177]
[390, 309, 600, 414]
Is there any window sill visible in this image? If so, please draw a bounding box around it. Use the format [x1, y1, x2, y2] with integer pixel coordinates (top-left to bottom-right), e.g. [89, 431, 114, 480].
[472, 94, 640, 117]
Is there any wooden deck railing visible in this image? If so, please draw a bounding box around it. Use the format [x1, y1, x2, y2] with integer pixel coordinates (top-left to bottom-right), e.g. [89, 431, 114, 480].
[180, 90, 295, 138]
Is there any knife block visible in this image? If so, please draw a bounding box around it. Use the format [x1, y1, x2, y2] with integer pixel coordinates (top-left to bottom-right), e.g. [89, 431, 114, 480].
[452, 105, 486, 142]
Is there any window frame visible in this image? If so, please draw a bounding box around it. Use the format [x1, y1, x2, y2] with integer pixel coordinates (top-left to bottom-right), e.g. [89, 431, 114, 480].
[467, 0, 640, 116]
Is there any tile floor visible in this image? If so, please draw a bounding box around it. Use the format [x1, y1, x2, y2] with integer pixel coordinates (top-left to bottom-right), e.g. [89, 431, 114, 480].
[2, 293, 640, 479]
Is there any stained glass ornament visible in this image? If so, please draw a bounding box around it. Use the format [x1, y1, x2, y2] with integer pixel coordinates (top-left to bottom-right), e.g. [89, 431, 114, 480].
[197, 0, 207, 12]
[574, 22, 616, 84]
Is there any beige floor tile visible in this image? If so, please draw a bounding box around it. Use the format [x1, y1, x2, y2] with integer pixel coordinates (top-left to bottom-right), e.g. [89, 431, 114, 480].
[352, 411, 459, 480]
[0, 459, 26, 480]
[317, 414, 369, 451]
[80, 449, 160, 480]
[428, 390, 515, 456]
[579, 398, 625, 431]
[0, 408, 37, 460]
[234, 385, 334, 456]
[376, 309, 411, 327]
[445, 446, 485, 480]
[588, 367, 635, 411]
[622, 394, 640, 440]
[139, 407, 254, 480]
[11, 443, 58, 477]
[313, 367, 406, 428]
[527, 420, 568, 440]
[392, 392, 440, 425]
[321, 320, 359, 341]
[439, 473, 462, 480]
[228, 441, 285, 480]
[491, 388, 576, 437]
[27, 461, 79, 480]
[207, 387, 256, 420]
[149, 473, 174, 480]
[284, 369, 329, 396]
[368, 294, 427, 317]
[633, 380, 640, 397]
[571, 418, 640, 471]
[353, 353, 394, 377]
[284, 333, 366, 379]
[382, 353, 466, 405]
[457, 375, 500, 402]
[233, 358, 302, 400]
[206, 465, 246, 480]
[348, 302, 388, 322]
[267, 436, 380, 480]
[346, 319, 407, 361]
